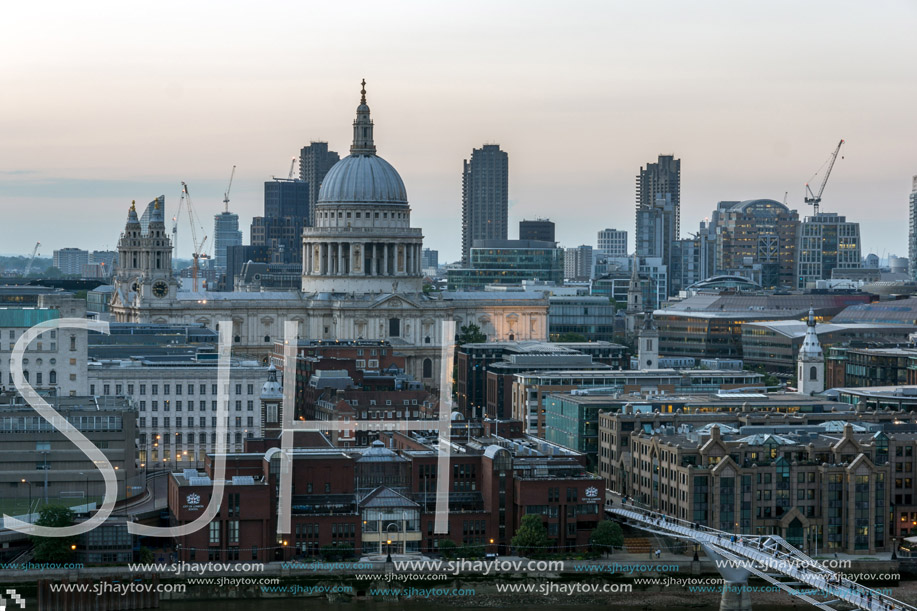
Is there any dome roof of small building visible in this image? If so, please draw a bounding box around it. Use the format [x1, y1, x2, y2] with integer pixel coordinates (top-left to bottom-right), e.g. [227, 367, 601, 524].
[357, 439, 404, 462]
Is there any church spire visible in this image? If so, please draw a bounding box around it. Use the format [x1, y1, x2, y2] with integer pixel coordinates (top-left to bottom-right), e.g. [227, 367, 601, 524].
[351, 78, 376, 156]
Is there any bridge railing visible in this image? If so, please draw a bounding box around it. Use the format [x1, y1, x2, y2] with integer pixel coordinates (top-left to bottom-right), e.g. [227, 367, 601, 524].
[609, 503, 917, 611]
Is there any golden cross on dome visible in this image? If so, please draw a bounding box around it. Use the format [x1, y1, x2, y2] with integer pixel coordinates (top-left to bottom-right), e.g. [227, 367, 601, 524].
[360, 79, 366, 104]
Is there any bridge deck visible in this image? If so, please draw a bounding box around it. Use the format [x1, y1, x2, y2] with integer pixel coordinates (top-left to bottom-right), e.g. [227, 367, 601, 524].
[609, 505, 914, 611]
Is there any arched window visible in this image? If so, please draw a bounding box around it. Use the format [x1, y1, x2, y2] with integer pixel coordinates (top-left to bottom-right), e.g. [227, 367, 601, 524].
[422, 358, 433, 379]
[809, 366, 818, 381]
[49, 370, 57, 384]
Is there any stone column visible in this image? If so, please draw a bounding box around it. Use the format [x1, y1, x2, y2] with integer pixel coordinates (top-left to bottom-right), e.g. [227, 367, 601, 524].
[370, 243, 376, 276]
[338, 243, 344, 275]
[383, 244, 389, 275]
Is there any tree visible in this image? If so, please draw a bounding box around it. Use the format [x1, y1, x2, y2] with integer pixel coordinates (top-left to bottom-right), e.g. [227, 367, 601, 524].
[590, 520, 624, 557]
[31, 505, 76, 563]
[437, 539, 458, 558]
[511, 514, 550, 558]
[456, 323, 486, 345]
[553, 332, 587, 343]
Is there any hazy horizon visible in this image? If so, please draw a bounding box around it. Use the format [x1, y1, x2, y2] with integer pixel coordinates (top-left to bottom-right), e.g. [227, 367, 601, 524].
[2, 0, 916, 263]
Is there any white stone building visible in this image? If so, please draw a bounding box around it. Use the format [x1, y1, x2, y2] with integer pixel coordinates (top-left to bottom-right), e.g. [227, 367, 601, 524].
[88, 359, 269, 469]
[0, 294, 88, 397]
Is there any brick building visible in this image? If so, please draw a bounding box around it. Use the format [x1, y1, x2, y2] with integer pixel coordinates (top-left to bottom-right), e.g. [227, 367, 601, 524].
[168, 430, 603, 561]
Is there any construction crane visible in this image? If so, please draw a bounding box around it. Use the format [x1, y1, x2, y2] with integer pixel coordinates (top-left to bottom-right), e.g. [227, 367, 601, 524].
[804, 139, 845, 215]
[171, 190, 185, 270]
[288, 157, 296, 180]
[180, 181, 209, 292]
[23, 242, 40, 277]
[223, 165, 236, 213]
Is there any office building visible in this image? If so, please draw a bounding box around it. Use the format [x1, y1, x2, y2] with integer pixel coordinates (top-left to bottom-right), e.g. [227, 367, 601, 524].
[88, 358, 268, 469]
[251, 179, 311, 264]
[655, 293, 870, 361]
[223, 244, 271, 292]
[742, 320, 916, 373]
[447, 239, 563, 291]
[299, 141, 341, 225]
[597, 229, 627, 258]
[564, 245, 593, 281]
[669, 220, 716, 295]
[455, 340, 625, 419]
[461, 144, 509, 265]
[512, 368, 764, 436]
[548, 296, 615, 342]
[213, 211, 243, 271]
[713, 199, 799, 288]
[89, 251, 118, 277]
[796, 212, 861, 288]
[0, 392, 137, 504]
[52, 248, 89, 276]
[421, 248, 439, 273]
[520, 219, 555, 243]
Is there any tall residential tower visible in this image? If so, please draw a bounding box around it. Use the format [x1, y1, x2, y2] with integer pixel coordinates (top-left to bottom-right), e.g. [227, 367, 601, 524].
[299, 141, 340, 225]
[635, 155, 680, 296]
[461, 144, 509, 265]
[910, 176, 917, 281]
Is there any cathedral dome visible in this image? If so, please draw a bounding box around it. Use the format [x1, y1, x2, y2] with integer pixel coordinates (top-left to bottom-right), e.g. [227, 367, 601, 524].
[316, 79, 408, 207]
[317, 154, 407, 206]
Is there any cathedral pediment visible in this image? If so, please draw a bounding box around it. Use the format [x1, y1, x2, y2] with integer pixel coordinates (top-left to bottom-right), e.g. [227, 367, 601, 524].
[371, 294, 420, 310]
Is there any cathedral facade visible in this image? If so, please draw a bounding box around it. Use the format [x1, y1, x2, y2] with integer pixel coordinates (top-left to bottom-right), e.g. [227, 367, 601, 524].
[110, 84, 548, 384]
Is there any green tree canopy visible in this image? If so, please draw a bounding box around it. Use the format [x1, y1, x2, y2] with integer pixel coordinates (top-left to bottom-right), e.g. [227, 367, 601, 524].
[437, 539, 459, 558]
[590, 520, 624, 556]
[31, 505, 76, 563]
[456, 323, 486, 345]
[511, 514, 550, 558]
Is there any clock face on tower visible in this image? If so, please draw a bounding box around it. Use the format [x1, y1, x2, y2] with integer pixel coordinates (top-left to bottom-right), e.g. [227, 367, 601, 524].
[152, 281, 169, 299]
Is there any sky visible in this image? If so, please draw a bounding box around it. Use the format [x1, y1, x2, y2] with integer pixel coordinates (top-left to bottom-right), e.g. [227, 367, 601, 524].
[1, 0, 916, 263]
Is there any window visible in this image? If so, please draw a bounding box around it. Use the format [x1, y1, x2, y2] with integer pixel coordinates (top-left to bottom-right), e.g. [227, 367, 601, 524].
[209, 522, 220, 544]
[388, 318, 400, 337]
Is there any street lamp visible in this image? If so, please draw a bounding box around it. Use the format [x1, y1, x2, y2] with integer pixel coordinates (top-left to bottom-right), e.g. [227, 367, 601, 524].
[21, 479, 31, 521]
[79, 472, 89, 511]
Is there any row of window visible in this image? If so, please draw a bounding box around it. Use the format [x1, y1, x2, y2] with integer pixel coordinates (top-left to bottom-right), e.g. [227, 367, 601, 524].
[135, 400, 255, 412]
[139, 416, 255, 428]
[92, 383, 257, 396]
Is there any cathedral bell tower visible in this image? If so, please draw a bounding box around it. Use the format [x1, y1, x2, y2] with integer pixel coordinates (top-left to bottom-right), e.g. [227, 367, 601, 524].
[113, 197, 177, 317]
